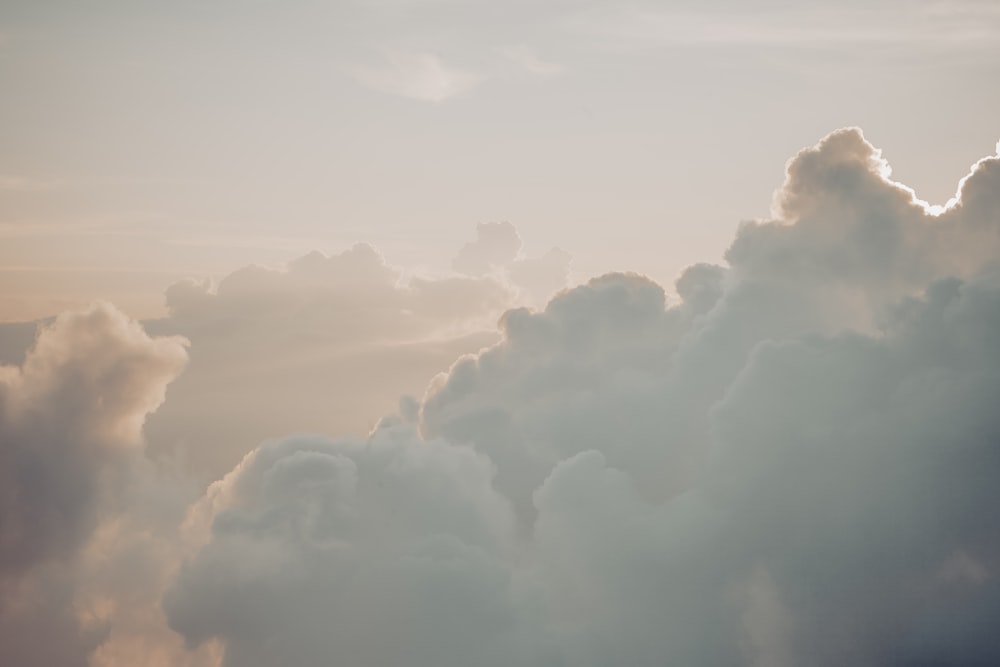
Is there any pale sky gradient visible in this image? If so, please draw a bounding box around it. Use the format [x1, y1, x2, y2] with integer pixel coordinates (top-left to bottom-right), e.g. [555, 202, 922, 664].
[1, 0, 999, 319]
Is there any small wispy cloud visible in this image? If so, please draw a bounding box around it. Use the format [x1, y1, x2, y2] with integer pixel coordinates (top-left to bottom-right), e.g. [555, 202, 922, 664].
[500, 44, 565, 77]
[349, 51, 479, 102]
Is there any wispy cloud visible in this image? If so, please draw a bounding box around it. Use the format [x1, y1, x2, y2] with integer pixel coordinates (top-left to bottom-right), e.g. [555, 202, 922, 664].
[349, 51, 479, 102]
[500, 44, 565, 77]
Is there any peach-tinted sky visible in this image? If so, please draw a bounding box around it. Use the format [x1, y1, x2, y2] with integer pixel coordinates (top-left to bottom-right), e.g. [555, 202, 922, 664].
[2, 0, 999, 319]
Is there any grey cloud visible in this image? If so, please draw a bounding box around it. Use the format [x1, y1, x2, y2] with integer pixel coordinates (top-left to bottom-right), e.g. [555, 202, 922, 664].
[700, 275, 1000, 665]
[4, 128, 998, 667]
[163, 426, 550, 667]
[164, 128, 1000, 666]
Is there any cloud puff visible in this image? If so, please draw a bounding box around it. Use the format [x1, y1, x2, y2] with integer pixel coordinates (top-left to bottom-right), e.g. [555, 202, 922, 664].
[0, 303, 188, 666]
[349, 52, 479, 102]
[453, 221, 572, 305]
[453, 222, 524, 276]
[163, 424, 550, 667]
[162, 128, 1000, 667]
[728, 127, 1000, 325]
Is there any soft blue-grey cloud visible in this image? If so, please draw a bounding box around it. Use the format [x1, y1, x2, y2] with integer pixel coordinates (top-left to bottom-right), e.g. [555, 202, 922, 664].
[162, 129, 1000, 667]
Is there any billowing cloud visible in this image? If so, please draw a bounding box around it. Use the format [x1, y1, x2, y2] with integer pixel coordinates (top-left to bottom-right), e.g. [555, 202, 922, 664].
[3, 128, 1000, 666]
[160, 128, 1000, 666]
[0, 303, 188, 666]
[163, 425, 551, 667]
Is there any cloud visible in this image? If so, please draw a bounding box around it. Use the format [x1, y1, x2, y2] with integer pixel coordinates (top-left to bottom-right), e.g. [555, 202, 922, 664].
[163, 425, 546, 667]
[0, 302, 188, 666]
[163, 128, 1000, 666]
[143, 242, 513, 480]
[453, 221, 523, 276]
[452, 221, 572, 305]
[3, 128, 1000, 666]
[349, 51, 479, 102]
[0, 303, 187, 573]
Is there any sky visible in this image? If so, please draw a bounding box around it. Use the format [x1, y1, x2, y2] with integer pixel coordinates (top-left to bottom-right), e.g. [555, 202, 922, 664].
[2, 2, 1000, 667]
[2, 0, 999, 319]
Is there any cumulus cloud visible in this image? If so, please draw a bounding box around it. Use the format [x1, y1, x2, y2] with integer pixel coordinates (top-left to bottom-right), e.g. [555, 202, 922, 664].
[0, 303, 188, 666]
[161, 128, 1000, 667]
[162, 425, 550, 667]
[4, 128, 1000, 667]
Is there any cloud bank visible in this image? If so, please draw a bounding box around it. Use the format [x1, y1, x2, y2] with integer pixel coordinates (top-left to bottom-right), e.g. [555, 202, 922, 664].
[144, 242, 513, 479]
[3, 128, 1000, 666]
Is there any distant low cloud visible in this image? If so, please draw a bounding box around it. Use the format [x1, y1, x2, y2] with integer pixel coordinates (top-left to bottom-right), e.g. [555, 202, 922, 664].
[144, 242, 512, 479]
[453, 221, 523, 275]
[349, 51, 479, 102]
[453, 221, 572, 305]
